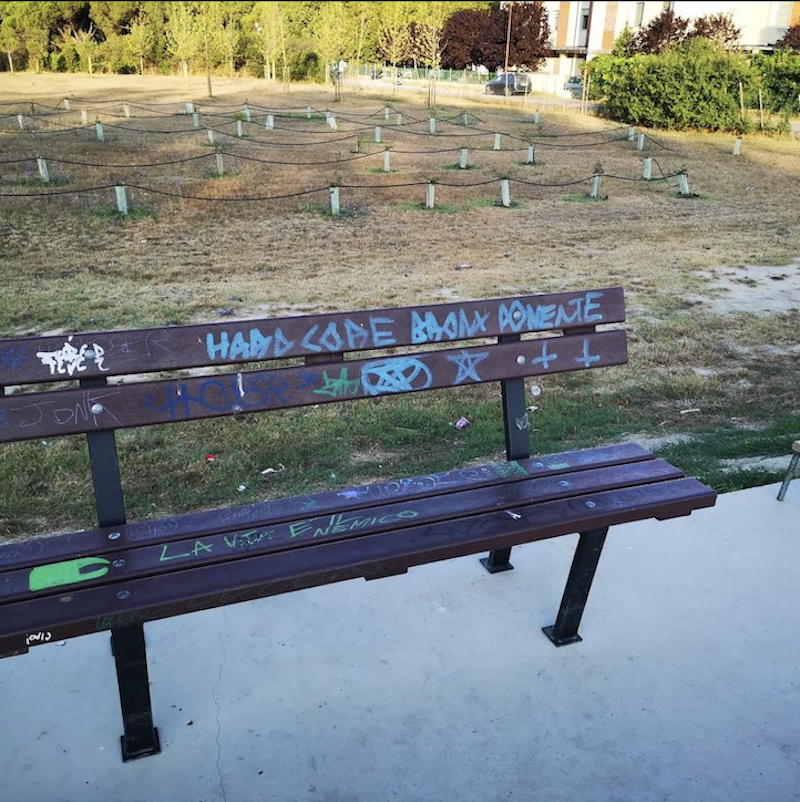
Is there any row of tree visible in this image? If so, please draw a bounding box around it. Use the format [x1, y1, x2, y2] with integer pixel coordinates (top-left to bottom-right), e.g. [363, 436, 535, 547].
[0, 1, 555, 83]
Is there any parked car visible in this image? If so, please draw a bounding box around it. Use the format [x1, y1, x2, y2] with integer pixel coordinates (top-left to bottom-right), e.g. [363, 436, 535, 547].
[485, 73, 532, 95]
[564, 76, 583, 97]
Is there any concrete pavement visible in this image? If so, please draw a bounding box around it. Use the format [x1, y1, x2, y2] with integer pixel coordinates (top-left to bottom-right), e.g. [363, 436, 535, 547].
[1, 479, 799, 802]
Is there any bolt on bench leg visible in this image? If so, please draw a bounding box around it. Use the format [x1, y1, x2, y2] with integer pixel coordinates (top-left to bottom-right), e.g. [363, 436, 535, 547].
[111, 624, 160, 761]
[543, 527, 609, 647]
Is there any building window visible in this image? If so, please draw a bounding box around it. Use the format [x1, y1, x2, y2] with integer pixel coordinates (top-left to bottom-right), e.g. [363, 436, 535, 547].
[581, 10, 590, 30]
[775, 2, 793, 28]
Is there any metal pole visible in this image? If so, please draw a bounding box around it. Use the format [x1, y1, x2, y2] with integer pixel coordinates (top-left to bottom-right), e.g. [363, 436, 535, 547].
[37, 157, 50, 183]
[459, 148, 469, 169]
[115, 185, 128, 215]
[329, 186, 340, 216]
[643, 158, 653, 180]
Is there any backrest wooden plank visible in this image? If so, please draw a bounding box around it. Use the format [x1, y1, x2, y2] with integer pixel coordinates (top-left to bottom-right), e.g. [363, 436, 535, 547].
[0, 330, 627, 442]
[0, 460, 685, 604]
[0, 288, 625, 386]
[0, 443, 654, 572]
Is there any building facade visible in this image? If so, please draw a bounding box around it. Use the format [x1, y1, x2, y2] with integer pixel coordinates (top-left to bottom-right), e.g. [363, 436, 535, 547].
[541, 1, 800, 83]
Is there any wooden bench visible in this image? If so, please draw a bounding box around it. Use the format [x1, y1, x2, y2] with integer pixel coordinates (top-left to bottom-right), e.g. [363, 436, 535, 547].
[0, 287, 716, 761]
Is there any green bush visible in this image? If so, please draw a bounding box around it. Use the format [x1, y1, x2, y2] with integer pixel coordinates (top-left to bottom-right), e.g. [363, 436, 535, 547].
[751, 51, 800, 114]
[587, 38, 756, 131]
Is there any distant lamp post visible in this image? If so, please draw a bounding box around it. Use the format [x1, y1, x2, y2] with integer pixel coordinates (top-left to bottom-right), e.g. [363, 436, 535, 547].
[504, 2, 514, 99]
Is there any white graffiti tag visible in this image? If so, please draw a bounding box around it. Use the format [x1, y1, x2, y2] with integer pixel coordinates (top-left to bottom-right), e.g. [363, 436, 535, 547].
[36, 338, 108, 376]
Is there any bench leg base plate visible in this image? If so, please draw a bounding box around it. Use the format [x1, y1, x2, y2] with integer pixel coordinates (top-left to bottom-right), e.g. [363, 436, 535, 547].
[542, 625, 583, 647]
[479, 556, 514, 574]
[121, 727, 161, 762]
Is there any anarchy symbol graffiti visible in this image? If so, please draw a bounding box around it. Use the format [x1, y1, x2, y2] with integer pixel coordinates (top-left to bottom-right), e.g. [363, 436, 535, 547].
[360, 357, 433, 396]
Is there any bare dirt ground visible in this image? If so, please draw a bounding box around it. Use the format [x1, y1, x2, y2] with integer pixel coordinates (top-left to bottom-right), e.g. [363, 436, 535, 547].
[0, 73, 798, 531]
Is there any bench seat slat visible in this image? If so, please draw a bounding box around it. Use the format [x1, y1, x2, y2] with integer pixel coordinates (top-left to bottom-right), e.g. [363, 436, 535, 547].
[0, 443, 655, 572]
[0, 288, 625, 386]
[0, 330, 627, 442]
[0, 459, 684, 603]
[0, 477, 716, 656]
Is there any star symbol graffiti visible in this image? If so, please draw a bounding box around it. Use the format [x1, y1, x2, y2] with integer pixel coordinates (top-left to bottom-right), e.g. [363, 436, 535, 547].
[0, 347, 28, 371]
[446, 350, 490, 384]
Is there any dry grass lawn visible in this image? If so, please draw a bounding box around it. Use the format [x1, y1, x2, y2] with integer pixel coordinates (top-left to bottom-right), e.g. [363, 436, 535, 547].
[1, 72, 798, 537]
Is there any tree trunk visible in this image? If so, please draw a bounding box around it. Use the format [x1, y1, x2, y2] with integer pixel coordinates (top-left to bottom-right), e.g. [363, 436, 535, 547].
[6, 53, 13, 74]
[182, 60, 188, 89]
[139, 55, 144, 76]
[229, 56, 234, 77]
[88, 54, 94, 76]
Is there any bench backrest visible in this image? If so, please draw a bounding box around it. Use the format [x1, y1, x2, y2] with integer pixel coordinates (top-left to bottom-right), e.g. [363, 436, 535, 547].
[0, 287, 626, 443]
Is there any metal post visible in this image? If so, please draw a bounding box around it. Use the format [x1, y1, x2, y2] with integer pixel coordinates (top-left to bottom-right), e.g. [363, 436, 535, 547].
[374, 125, 381, 144]
[777, 452, 800, 501]
[384, 106, 390, 120]
[216, 151, 224, 177]
[459, 148, 469, 169]
[383, 149, 391, 173]
[329, 185, 340, 216]
[81, 109, 89, 125]
[733, 137, 742, 156]
[243, 103, 251, 122]
[627, 126, 635, 141]
[96, 121, 105, 142]
[543, 527, 609, 646]
[80, 376, 159, 761]
[463, 112, 469, 126]
[64, 98, 71, 111]
[185, 102, 194, 114]
[327, 114, 337, 130]
[500, 178, 511, 207]
[590, 173, 602, 199]
[425, 182, 436, 209]
[123, 103, 131, 118]
[533, 110, 540, 124]
[266, 114, 274, 130]
[526, 145, 535, 165]
[493, 133, 501, 151]
[429, 117, 436, 134]
[678, 172, 690, 196]
[637, 133, 645, 151]
[17, 113, 24, 131]
[115, 185, 128, 216]
[192, 112, 200, 129]
[396, 113, 402, 126]
[112, 624, 162, 761]
[236, 119, 243, 137]
[481, 335, 529, 573]
[37, 157, 50, 183]
[207, 127, 215, 144]
[643, 158, 653, 180]
[307, 106, 313, 118]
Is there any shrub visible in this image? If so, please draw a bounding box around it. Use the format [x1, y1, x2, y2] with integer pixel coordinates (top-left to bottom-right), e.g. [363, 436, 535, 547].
[587, 38, 756, 131]
[751, 51, 800, 114]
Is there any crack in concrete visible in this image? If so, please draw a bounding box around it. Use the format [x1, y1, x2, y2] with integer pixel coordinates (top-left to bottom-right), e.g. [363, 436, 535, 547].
[213, 610, 228, 802]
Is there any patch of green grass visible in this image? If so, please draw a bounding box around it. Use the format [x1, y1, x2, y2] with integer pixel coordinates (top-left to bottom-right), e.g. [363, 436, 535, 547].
[298, 201, 370, 219]
[562, 192, 603, 202]
[88, 204, 155, 221]
[654, 417, 800, 491]
[396, 196, 497, 214]
[4, 175, 70, 188]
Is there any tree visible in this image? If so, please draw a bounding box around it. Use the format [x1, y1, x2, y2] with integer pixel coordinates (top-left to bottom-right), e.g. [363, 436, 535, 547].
[690, 12, 740, 48]
[127, 7, 155, 75]
[166, 0, 197, 86]
[775, 24, 800, 51]
[193, 1, 222, 97]
[442, 9, 490, 69]
[377, 0, 412, 91]
[311, 0, 346, 85]
[610, 23, 636, 58]
[634, 9, 689, 55]
[0, 10, 23, 72]
[60, 22, 99, 75]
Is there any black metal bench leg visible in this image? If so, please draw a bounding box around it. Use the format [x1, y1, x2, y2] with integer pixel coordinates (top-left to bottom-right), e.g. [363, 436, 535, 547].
[542, 527, 609, 647]
[111, 624, 161, 761]
[480, 547, 514, 573]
